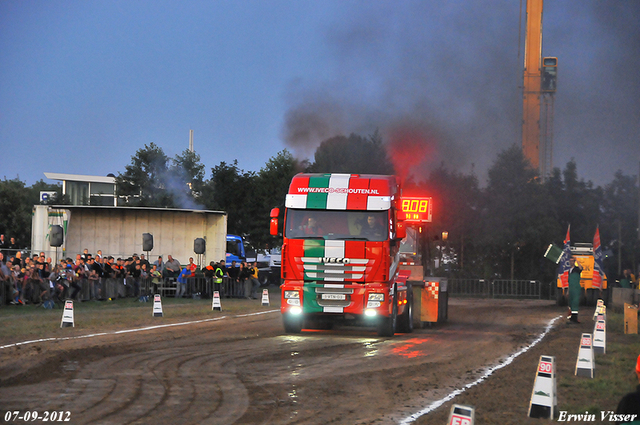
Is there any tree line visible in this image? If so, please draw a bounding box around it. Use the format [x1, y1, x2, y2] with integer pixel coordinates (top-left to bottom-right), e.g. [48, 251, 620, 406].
[1, 133, 637, 284]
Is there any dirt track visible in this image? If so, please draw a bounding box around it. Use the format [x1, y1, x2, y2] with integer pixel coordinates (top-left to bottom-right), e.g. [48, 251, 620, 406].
[0, 299, 562, 424]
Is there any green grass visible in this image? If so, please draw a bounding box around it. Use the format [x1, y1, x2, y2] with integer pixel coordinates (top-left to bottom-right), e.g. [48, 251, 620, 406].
[0, 288, 281, 345]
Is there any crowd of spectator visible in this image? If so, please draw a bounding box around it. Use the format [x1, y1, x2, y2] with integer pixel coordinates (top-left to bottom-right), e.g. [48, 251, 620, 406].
[0, 234, 262, 307]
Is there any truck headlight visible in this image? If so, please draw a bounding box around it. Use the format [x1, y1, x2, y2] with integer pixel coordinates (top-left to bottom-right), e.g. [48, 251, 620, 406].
[284, 291, 300, 299]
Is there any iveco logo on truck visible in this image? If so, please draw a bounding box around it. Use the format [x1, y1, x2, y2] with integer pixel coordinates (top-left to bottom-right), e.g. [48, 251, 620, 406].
[322, 257, 350, 264]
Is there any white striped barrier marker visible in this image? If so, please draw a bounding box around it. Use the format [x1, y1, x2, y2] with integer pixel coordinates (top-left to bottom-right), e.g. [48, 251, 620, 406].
[212, 291, 222, 311]
[575, 333, 595, 378]
[153, 294, 163, 317]
[528, 355, 557, 419]
[593, 319, 606, 354]
[593, 299, 605, 320]
[60, 299, 75, 328]
[448, 404, 474, 425]
[261, 289, 270, 306]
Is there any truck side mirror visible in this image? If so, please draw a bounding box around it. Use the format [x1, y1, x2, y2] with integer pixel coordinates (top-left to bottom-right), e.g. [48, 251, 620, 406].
[396, 220, 406, 240]
[270, 207, 280, 236]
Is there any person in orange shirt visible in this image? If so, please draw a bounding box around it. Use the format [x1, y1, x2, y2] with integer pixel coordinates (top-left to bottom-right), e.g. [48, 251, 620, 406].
[187, 257, 197, 277]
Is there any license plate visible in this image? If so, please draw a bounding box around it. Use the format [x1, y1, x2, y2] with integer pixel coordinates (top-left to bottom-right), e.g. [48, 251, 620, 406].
[321, 293, 346, 300]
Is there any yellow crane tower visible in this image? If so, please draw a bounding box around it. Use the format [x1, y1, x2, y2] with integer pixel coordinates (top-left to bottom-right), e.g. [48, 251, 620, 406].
[522, 0, 557, 178]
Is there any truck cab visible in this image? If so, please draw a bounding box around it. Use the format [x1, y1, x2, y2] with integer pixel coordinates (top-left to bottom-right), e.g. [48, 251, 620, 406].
[271, 173, 412, 336]
[226, 234, 246, 265]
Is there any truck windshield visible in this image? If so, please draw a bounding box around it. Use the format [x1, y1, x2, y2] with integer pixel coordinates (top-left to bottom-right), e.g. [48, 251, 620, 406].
[285, 209, 389, 241]
[226, 239, 243, 257]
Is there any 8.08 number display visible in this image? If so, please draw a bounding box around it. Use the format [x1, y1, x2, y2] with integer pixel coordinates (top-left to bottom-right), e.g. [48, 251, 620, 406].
[399, 197, 432, 223]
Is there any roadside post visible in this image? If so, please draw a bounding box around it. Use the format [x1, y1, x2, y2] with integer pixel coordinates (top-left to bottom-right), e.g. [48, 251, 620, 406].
[261, 289, 270, 306]
[152, 294, 163, 317]
[60, 300, 75, 328]
[528, 355, 557, 418]
[212, 291, 222, 311]
[575, 333, 595, 378]
[592, 299, 605, 320]
[593, 319, 606, 354]
[447, 404, 475, 425]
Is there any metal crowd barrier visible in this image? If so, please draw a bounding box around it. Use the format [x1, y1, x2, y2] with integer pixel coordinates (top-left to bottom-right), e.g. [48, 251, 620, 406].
[75, 277, 151, 301]
[0, 273, 265, 306]
[152, 276, 253, 299]
[448, 278, 543, 299]
[492, 279, 542, 299]
[447, 279, 491, 297]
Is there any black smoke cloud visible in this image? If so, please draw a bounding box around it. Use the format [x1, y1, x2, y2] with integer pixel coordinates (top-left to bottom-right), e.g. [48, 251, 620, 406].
[282, 1, 639, 186]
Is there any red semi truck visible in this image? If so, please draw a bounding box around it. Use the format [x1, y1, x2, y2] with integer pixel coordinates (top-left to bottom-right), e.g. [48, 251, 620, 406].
[269, 173, 428, 336]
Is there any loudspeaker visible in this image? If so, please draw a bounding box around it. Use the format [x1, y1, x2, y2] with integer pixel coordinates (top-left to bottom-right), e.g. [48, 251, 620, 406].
[142, 233, 154, 252]
[50, 225, 64, 247]
[194, 238, 206, 254]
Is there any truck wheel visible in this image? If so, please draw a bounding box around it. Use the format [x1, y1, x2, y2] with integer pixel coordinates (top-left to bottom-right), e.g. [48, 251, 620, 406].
[283, 313, 303, 333]
[377, 286, 398, 337]
[397, 286, 413, 333]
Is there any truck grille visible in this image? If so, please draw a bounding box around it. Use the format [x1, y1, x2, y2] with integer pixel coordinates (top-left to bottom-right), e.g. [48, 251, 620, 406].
[301, 257, 370, 282]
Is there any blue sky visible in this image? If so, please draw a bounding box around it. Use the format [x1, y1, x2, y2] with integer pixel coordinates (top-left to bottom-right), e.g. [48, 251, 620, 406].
[1, 1, 638, 187]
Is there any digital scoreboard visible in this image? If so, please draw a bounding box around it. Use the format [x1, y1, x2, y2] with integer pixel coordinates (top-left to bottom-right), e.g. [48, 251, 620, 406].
[399, 197, 432, 223]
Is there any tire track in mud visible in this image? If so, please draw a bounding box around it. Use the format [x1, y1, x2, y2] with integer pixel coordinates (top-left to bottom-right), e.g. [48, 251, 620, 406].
[0, 317, 282, 425]
[58, 346, 256, 424]
[70, 351, 198, 424]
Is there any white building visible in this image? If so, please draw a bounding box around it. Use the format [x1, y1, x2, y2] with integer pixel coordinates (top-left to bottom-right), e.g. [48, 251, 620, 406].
[44, 172, 117, 206]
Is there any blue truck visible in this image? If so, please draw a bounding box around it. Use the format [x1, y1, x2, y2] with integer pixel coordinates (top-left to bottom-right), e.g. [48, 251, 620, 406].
[225, 234, 247, 265]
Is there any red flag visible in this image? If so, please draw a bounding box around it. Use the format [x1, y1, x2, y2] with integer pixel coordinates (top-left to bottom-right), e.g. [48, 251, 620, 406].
[592, 226, 606, 289]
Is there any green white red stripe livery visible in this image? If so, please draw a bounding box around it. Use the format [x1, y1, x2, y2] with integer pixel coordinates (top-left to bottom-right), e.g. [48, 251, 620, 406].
[286, 173, 394, 210]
